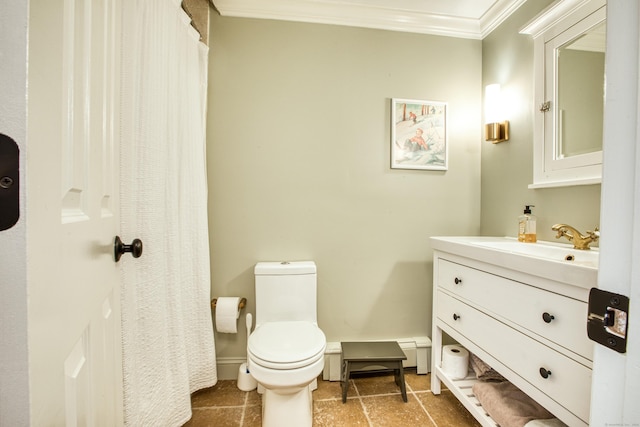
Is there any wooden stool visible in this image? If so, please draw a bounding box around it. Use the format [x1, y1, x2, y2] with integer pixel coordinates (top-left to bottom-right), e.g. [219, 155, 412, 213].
[341, 341, 408, 403]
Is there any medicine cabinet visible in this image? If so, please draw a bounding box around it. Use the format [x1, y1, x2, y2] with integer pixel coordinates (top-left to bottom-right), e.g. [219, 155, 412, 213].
[521, 0, 606, 188]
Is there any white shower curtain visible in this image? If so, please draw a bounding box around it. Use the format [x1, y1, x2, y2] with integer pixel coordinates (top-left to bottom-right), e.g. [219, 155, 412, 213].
[119, 1, 216, 425]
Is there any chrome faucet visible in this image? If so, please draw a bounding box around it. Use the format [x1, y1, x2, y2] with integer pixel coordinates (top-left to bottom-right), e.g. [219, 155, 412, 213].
[551, 224, 600, 250]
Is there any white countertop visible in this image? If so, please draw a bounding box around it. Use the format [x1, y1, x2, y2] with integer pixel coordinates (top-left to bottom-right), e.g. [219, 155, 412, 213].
[431, 236, 598, 290]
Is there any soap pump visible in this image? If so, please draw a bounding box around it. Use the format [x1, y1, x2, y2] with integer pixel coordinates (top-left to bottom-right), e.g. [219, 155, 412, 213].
[518, 205, 537, 243]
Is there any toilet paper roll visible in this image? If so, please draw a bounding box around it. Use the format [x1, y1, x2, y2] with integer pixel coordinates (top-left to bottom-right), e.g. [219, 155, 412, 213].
[441, 344, 470, 380]
[237, 363, 257, 391]
[215, 297, 241, 333]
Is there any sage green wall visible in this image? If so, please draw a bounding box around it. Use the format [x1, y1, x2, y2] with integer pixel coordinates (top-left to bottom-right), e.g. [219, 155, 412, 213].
[481, 0, 601, 240]
[207, 13, 481, 364]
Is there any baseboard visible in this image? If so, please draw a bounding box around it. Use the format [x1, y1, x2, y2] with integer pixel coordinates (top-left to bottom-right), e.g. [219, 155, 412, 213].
[216, 336, 432, 381]
[215, 357, 247, 380]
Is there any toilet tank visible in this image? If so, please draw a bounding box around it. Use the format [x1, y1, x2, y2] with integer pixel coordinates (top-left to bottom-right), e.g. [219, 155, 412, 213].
[254, 261, 317, 325]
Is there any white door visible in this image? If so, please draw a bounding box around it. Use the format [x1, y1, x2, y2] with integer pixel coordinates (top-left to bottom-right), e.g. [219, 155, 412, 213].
[589, 0, 640, 424]
[27, 0, 125, 425]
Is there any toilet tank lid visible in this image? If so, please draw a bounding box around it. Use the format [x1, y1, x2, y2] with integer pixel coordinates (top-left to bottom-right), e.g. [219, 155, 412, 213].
[254, 261, 316, 275]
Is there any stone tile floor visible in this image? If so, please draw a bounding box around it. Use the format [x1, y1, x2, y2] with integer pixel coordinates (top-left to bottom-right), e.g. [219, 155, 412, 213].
[184, 369, 480, 426]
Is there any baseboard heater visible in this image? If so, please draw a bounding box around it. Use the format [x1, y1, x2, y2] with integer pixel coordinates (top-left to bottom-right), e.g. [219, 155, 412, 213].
[322, 337, 431, 381]
[215, 336, 431, 381]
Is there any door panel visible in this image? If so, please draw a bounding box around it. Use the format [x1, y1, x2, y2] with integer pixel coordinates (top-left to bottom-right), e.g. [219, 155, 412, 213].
[27, 0, 124, 424]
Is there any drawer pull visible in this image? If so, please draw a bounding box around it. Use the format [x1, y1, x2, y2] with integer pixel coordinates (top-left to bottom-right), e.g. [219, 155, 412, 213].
[453, 313, 461, 321]
[454, 277, 462, 285]
[539, 367, 552, 379]
[542, 312, 555, 323]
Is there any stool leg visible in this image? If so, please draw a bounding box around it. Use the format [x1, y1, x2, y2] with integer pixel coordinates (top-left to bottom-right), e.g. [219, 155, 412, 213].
[397, 363, 407, 402]
[341, 361, 351, 403]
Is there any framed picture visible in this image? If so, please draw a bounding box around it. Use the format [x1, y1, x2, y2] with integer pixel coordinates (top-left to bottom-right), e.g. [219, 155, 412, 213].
[391, 98, 448, 170]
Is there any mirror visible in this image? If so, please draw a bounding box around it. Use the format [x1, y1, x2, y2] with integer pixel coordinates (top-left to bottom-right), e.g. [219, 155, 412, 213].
[556, 21, 606, 159]
[521, 0, 606, 188]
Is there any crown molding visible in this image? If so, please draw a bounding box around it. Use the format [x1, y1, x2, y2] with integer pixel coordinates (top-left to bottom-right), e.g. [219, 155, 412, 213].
[212, 0, 525, 40]
[480, 0, 528, 38]
[519, 0, 601, 38]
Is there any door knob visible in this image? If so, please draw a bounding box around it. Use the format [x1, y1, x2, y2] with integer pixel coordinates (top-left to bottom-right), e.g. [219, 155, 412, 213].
[114, 236, 143, 262]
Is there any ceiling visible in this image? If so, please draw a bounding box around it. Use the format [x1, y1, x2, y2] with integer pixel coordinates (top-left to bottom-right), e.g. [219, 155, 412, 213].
[211, 0, 528, 39]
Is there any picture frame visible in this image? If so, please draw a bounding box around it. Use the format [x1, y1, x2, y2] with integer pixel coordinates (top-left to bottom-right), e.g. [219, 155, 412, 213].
[391, 98, 448, 170]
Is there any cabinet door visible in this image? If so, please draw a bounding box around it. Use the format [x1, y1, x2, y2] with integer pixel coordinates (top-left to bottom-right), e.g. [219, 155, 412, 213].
[521, 0, 606, 188]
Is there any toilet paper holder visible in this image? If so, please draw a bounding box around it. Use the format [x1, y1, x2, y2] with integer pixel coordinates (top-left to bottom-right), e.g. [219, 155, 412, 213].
[211, 297, 247, 311]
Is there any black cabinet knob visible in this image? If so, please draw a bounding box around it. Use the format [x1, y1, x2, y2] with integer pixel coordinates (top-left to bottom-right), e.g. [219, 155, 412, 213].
[453, 313, 461, 321]
[114, 236, 143, 262]
[542, 312, 555, 323]
[539, 367, 552, 379]
[454, 277, 462, 285]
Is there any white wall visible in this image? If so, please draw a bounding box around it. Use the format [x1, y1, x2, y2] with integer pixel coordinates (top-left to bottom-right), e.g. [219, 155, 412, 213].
[207, 15, 482, 361]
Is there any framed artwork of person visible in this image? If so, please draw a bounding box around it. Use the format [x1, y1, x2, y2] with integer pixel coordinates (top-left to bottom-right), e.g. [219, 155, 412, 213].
[391, 98, 448, 171]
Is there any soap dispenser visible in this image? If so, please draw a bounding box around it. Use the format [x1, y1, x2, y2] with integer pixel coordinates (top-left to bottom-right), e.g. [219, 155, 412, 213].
[518, 205, 537, 243]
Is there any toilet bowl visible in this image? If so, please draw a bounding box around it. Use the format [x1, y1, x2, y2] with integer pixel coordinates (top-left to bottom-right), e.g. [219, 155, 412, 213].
[250, 261, 326, 427]
[248, 321, 326, 427]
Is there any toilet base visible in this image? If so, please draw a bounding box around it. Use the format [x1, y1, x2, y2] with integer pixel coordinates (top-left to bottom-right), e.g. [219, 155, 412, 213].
[260, 382, 316, 427]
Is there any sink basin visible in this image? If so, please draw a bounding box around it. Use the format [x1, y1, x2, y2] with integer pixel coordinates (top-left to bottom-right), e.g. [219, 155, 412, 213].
[431, 236, 598, 289]
[473, 239, 599, 268]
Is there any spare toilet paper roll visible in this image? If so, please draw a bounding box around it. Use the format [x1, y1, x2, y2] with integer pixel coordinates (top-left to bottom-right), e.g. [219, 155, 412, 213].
[215, 297, 241, 333]
[441, 344, 470, 380]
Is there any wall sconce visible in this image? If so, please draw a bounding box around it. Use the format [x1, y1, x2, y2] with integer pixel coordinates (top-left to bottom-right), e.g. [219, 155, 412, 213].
[485, 84, 509, 143]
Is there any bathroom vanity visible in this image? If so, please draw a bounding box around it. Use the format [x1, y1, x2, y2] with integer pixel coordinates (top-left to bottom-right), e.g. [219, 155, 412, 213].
[430, 236, 598, 427]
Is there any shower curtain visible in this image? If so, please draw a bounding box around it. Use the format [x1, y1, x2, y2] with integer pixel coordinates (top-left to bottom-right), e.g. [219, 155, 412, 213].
[119, 1, 216, 425]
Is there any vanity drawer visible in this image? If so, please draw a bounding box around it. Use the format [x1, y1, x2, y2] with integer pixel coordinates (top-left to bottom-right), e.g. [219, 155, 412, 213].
[437, 259, 592, 360]
[436, 291, 591, 423]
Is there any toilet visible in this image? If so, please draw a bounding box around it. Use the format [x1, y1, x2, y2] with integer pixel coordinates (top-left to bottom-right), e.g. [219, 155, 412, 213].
[247, 261, 326, 427]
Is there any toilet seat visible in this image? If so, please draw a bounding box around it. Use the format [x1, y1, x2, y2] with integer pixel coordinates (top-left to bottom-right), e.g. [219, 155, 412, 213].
[248, 321, 326, 370]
